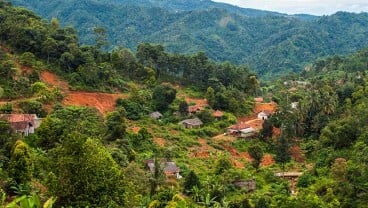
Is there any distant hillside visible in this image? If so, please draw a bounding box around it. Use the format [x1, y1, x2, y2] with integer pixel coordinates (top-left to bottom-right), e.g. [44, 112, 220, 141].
[9, 0, 368, 77]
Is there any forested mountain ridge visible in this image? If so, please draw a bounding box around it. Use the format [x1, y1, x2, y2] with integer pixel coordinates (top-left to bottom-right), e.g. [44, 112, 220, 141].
[1, 1, 368, 207]
[9, 0, 368, 77]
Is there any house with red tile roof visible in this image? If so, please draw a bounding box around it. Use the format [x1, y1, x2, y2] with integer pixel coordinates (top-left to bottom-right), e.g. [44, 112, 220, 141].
[188, 105, 202, 114]
[0, 114, 42, 136]
[213, 110, 224, 118]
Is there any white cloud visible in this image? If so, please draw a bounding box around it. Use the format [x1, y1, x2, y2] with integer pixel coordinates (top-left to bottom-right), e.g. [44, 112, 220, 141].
[212, 0, 368, 15]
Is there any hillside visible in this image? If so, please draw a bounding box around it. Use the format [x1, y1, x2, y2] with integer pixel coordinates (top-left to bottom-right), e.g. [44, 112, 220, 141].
[8, 0, 368, 77]
[1, 2, 368, 208]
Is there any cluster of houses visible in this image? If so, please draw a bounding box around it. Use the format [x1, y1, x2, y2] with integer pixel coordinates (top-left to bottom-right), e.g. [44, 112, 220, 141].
[0, 114, 42, 136]
[227, 97, 276, 138]
[149, 97, 276, 138]
[149, 103, 225, 129]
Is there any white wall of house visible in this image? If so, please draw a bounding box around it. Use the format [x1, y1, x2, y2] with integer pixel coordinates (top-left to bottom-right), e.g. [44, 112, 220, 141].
[257, 112, 268, 120]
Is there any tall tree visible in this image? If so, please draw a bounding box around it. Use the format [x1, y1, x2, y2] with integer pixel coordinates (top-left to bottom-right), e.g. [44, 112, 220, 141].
[248, 144, 264, 169]
[49, 132, 125, 207]
[8, 140, 33, 185]
[275, 136, 291, 171]
[152, 84, 177, 112]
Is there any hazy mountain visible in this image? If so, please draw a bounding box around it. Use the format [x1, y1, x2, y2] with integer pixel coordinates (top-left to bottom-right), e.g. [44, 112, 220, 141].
[9, 0, 368, 77]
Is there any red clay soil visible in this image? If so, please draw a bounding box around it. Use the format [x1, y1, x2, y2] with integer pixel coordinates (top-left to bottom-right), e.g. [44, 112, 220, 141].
[272, 127, 281, 138]
[63, 92, 128, 114]
[290, 145, 304, 162]
[130, 126, 141, 134]
[232, 159, 245, 169]
[40, 71, 69, 91]
[185, 97, 208, 107]
[154, 137, 166, 147]
[223, 145, 252, 162]
[253, 102, 277, 113]
[189, 138, 217, 158]
[237, 114, 258, 123]
[260, 154, 275, 167]
[246, 119, 264, 130]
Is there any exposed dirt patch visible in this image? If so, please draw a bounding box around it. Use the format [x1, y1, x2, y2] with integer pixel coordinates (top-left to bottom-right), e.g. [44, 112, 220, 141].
[184, 97, 208, 107]
[272, 127, 281, 138]
[253, 102, 277, 113]
[130, 126, 141, 134]
[237, 114, 258, 123]
[212, 134, 236, 143]
[40, 71, 69, 91]
[246, 118, 264, 130]
[232, 159, 245, 169]
[63, 92, 128, 114]
[189, 138, 218, 158]
[290, 145, 304, 163]
[261, 154, 275, 167]
[154, 137, 166, 147]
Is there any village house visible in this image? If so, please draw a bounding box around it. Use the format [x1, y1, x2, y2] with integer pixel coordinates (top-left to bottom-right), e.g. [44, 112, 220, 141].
[291, 102, 298, 109]
[227, 122, 256, 138]
[213, 110, 224, 119]
[0, 114, 42, 136]
[179, 118, 203, 129]
[232, 179, 256, 192]
[188, 105, 202, 115]
[145, 159, 182, 179]
[257, 110, 272, 120]
[149, 111, 163, 120]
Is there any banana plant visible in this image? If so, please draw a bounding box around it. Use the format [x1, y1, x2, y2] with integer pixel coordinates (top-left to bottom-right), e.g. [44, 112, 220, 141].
[6, 194, 56, 208]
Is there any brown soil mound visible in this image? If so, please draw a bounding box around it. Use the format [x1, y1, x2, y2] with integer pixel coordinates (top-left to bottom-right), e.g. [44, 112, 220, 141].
[63, 92, 127, 114]
[261, 154, 275, 167]
[40, 71, 69, 91]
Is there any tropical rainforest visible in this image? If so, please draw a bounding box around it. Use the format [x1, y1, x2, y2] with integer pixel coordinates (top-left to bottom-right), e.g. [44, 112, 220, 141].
[0, 0, 368, 207]
[8, 0, 368, 77]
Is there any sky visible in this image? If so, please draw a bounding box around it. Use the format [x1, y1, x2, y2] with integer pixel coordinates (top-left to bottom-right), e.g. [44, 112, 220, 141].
[212, 0, 368, 15]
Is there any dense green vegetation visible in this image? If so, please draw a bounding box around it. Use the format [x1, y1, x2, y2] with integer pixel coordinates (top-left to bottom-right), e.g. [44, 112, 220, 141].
[9, 0, 368, 77]
[1, 1, 368, 207]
